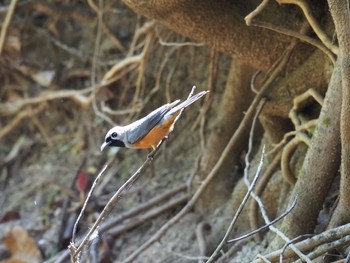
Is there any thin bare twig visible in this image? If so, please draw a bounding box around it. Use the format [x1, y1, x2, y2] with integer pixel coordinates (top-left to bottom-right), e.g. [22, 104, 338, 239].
[70, 145, 161, 261]
[216, 240, 246, 263]
[249, 150, 282, 241]
[0, 104, 46, 140]
[57, 158, 87, 249]
[240, 95, 310, 263]
[207, 146, 266, 262]
[248, 180, 310, 262]
[0, 0, 18, 56]
[206, 99, 266, 263]
[71, 165, 107, 245]
[70, 165, 108, 262]
[52, 184, 187, 263]
[228, 198, 297, 243]
[89, 0, 116, 126]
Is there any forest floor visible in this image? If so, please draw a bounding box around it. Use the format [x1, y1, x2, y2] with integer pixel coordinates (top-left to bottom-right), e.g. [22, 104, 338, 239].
[0, 1, 241, 262]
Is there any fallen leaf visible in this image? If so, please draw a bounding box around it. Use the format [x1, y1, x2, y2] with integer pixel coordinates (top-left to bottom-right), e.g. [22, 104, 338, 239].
[3, 226, 42, 263]
[0, 211, 20, 223]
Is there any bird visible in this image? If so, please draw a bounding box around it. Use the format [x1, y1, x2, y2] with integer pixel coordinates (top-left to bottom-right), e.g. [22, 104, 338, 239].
[101, 90, 209, 151]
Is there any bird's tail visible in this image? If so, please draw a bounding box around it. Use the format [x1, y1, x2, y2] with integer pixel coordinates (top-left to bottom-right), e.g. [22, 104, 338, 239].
[168, 90, 209, 115]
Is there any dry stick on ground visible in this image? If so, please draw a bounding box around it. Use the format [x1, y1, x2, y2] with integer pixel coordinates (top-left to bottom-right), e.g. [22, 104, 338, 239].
[107, 194, 189, 236]
[100, 184, 187, 232]
[294, 235, 350, 262]
[122, 36, 299, 263]
[206, 99, 266, 263]
[251, 223, 350, 262]
[0, 0, 18, 56]
[100, 185, 188, 233]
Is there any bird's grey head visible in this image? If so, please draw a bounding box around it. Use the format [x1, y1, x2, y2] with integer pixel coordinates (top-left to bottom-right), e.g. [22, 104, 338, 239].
[101, 127, 126, 151]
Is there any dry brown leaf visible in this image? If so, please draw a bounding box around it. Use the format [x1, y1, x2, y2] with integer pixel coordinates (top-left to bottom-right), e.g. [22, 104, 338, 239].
[3, 226, 42, 263]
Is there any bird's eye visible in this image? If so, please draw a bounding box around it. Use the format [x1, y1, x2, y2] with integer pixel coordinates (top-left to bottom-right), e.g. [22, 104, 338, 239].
[111, 132, 118, 139]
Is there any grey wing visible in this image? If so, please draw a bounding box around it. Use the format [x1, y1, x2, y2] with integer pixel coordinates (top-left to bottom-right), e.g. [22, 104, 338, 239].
[126, 101, 180, 144]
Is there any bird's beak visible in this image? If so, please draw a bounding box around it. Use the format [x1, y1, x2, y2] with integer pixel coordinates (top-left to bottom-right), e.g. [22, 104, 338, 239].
[100, 141, 110, 152]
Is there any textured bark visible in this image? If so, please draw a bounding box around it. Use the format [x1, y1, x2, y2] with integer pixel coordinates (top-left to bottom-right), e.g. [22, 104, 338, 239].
[260, 49, 333, 142]
[327, 0, 350, 228]
[121, 0, 307, 70]
[280, 60, 341, 238]
[196, 59, 255, 211]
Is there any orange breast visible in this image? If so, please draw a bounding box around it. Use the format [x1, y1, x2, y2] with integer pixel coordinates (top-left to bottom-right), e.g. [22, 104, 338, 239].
[133, 114, 178, 149]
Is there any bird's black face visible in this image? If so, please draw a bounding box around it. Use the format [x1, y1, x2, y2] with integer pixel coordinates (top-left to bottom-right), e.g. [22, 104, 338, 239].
[101, 130, 126, 151]
[109, 138, 126, 147]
